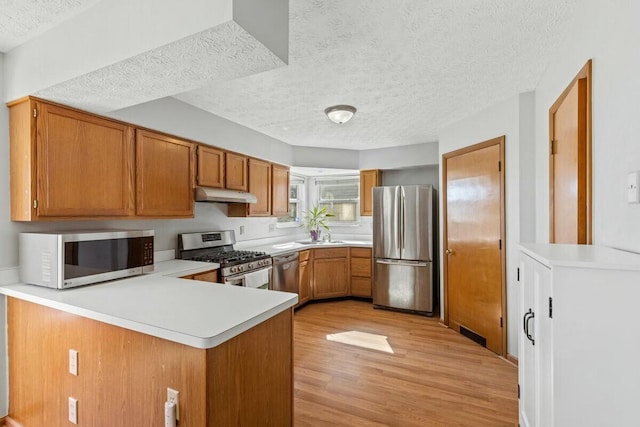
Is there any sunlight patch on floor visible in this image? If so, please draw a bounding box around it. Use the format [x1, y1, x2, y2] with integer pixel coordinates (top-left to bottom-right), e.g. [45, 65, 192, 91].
[326, 330, 394, 354]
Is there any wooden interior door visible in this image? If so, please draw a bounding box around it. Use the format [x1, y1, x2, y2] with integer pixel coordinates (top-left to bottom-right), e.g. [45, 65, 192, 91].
[549, 60, 592, 244]
[443, 137, 506, 356]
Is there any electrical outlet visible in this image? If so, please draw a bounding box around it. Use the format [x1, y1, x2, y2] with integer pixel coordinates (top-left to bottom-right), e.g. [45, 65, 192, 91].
[239, 225, 245, 235]
[269, 223, 276, 232]
[167, 388, 180, 421]
[68, 397, 78, 424]
[69, 349, 78, 376]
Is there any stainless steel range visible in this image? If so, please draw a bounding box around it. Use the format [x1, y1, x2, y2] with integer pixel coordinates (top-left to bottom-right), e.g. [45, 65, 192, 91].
[177, 230, 272, 289]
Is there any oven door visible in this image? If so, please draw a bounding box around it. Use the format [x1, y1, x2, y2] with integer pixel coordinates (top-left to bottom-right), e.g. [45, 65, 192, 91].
[223, 266, 272, 290]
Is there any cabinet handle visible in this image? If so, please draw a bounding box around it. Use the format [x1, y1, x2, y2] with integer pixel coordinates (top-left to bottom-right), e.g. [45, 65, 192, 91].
[523, 308, 535, 345]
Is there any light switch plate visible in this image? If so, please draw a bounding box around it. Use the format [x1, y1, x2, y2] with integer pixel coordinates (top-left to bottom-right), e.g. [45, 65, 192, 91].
[69, 349, 78, 376]
[627, 171, 640, 203]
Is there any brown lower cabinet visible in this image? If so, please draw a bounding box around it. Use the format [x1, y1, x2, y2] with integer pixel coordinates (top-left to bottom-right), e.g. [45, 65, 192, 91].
[181, 269, 219, 283]
[296, 247, 373, 307]
[350, 247, 373, 297]
[298, 250, 312, 306]
[312, 248, 350, 299]
[6, 298, 293, 426]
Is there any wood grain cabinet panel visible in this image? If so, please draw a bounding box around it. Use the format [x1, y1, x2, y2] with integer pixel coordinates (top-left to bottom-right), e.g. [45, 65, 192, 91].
[181, 269, 219, 283]
[350, 247, 372, 298]
[136, 129, 195, 217]
[271, 164, 290, 217]
[7, 298, 293, 426]
[360, 169, 382, 216]
[248, 158, 272, 216]
[9, 97, 135, 220]
[225, 152, 248, 191]
[228, 158, 273, 217]
[298, 250, 312, 306]
[313, 249, 349, 299]
[197, 145, 225, 188]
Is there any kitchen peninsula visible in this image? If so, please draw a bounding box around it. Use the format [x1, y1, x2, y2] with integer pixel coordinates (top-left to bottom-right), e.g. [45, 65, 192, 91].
[0, 260, 297, 426]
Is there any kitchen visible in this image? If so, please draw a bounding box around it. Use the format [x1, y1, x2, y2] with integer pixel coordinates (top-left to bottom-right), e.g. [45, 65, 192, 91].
[2, 0, 640, 426]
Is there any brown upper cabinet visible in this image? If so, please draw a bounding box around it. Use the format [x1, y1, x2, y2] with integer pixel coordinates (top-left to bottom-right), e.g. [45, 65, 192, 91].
[9, 97, 136, 221]
[229, 160, 290, 218]
[360, 169, 382, 216]
[197, 145, 225, 188]
[271, 163, 290, 217]
[225, 152, 249, 191]
[248, 158, 272, 216]
[136, 130, 195, 217]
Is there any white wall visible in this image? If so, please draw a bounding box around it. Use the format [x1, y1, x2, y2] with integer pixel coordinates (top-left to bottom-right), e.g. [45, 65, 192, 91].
[359, 142, 439, 169]
[382, 165, 440, 190]
[535, 1, 640, 253]
[292, 146, 360, 169]
[109, 97, 293, 166]
[438, 92, 535, 358]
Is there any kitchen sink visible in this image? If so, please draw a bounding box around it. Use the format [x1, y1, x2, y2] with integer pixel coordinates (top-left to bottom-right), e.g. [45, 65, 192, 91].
[295, 240, 344, 245]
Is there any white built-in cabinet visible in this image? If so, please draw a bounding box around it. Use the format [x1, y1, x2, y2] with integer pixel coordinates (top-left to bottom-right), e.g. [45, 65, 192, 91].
[519, 243, 640, 427]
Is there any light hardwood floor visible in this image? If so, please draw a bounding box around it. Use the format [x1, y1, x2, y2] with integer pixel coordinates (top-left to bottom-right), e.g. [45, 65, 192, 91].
[293, 300, 517, 426]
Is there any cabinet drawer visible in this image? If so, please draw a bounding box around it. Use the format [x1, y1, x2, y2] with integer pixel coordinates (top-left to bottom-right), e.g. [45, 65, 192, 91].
[313, 248, 349, 259]
[299, 250, 311, 262]
[350, 247, 372, 258]
[351, 277, 372, 297]
[350, 258, 371, 277]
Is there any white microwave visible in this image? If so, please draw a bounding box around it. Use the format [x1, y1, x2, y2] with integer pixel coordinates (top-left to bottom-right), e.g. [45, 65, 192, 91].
[19, 230, 154, 289]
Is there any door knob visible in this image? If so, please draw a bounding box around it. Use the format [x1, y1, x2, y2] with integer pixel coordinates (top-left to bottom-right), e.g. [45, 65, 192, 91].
[445, 248, 454, 255]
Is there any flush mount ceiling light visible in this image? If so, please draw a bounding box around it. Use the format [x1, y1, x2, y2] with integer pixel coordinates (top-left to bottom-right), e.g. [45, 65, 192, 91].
[324, 105, 357, 124]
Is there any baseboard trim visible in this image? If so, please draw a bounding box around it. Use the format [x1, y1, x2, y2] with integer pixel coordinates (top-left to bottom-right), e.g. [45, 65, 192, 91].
[506, 353, 518, 366]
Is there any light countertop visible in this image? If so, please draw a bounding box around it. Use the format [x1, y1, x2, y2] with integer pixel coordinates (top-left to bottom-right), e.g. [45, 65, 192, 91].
[244, 239, 373, 256]
[520, 243, 640, 270]
[0, 259, 297, 349]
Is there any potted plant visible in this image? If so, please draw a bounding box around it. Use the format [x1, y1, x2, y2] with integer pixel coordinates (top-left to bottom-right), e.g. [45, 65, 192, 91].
[302, 205, 334, 242]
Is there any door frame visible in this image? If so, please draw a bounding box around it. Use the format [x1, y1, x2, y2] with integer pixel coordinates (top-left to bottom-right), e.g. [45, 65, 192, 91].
[549, 59, 592, 244]
[442, 136, 507, 357]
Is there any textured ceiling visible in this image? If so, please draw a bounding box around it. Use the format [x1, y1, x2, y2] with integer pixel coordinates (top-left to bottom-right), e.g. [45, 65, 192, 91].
[3, 0, 578, 150]
[176, 0, 578, 149]
[0, 0, 101, 52]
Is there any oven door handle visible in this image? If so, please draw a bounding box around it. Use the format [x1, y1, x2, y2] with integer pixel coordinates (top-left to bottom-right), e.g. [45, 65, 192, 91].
[224, 276, 245, 287]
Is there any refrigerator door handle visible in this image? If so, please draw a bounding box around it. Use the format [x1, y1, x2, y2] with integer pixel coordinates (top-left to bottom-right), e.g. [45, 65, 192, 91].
[400, 189, 406, 254]
[375, 259, 429, 267]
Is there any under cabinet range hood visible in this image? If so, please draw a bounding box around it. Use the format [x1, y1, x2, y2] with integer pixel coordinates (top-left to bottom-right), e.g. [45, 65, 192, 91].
[195, 187, 257, 204]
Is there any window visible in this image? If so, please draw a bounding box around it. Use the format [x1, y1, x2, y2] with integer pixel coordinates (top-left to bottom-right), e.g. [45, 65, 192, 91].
[316, 176, 360, 225]
[277, 175, 305, 226]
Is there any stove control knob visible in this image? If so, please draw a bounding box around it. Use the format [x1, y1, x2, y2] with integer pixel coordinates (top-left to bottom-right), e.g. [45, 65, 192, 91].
[230, 267, 237, 273]
[248, 263, 254, 269]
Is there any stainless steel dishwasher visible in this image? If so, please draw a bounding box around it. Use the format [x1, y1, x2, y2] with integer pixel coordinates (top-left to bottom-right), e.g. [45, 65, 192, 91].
[271, 252, 299, 293]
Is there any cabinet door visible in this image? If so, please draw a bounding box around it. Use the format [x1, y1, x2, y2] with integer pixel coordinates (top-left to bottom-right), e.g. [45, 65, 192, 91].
[248, 158, 272, 216]
[36, 102, 135, 217]
[360, 169, 381, 216]
[192, 270, 219, 283]
[136, 130, 194, 217]
[197, 145, 225, 188]
[313, 257, 348, 298]
[271, 164, 290, 217]
[298, 259, 311, 306]
[520, 253, 552, 427]
[225, 152, 248, 191]
[519, 255, 537, 427]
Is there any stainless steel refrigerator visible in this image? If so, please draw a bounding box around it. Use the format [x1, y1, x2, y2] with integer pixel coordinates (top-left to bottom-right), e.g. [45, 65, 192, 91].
[372, 185, 437, 316]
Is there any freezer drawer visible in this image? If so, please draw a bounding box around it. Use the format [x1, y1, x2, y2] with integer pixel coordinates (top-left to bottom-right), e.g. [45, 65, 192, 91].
[373, 259, 434, 315]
